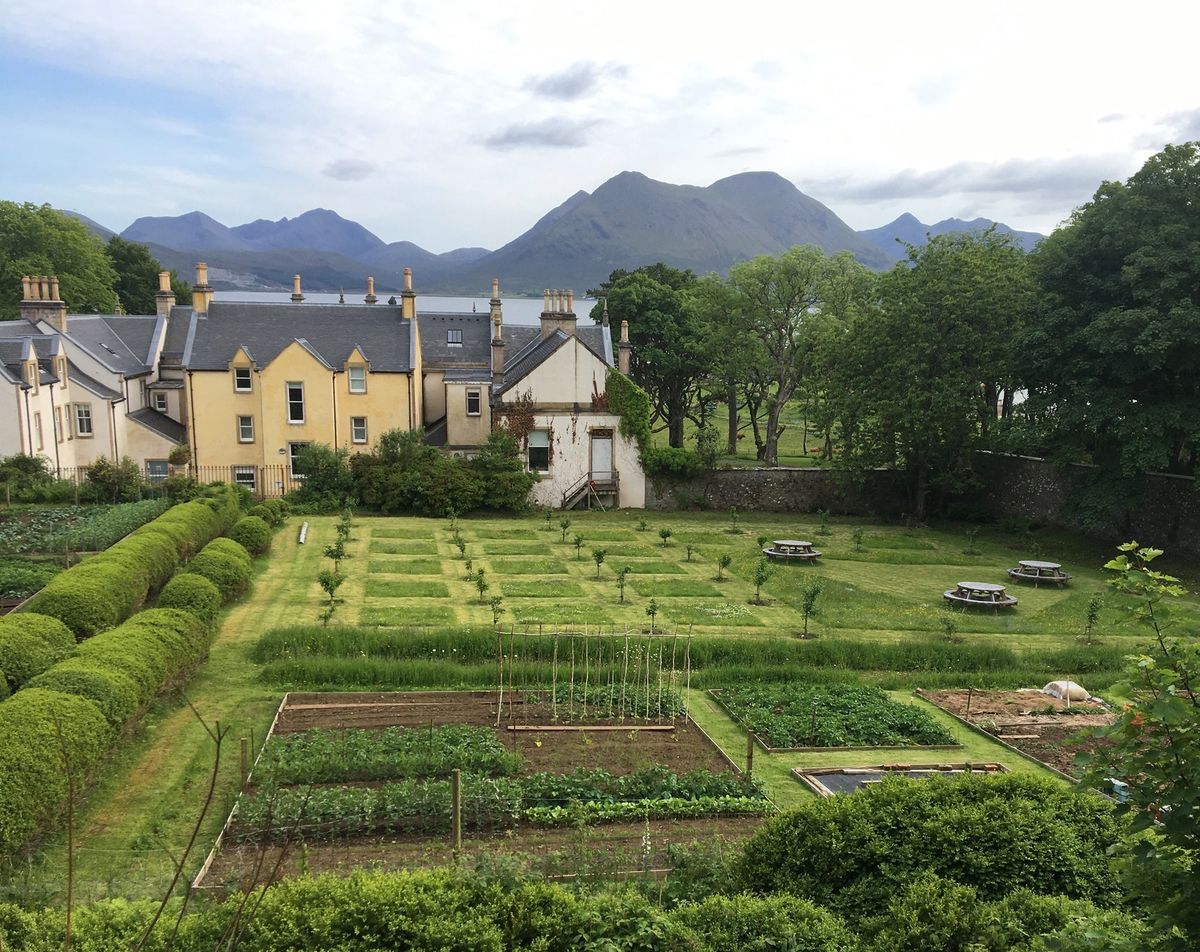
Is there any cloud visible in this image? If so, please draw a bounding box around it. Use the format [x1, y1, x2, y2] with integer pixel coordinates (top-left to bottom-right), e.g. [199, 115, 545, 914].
[523, 61, 628, 101]
[322, 158, 376, 181]
[484, 118, 602, 151]
[806, 155, 1128, 203]
[1158, 108, 1200, 140]
[711, 145, 766, 158]
[1097, 113, 1124, 123]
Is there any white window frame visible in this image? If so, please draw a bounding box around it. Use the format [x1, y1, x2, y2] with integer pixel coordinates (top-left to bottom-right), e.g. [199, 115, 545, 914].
[146, 460, 169, 483]
[33, 412, 43, 451]
[53, 407, 63, 444]
[73, 403, 93, 438]
[153, 391, 169, 413]
[466, 389, 481, 417]
[233, 366, 253, 392]
[237, 415, 255, 443]
[350, 416, 368, 444]
[232, 465, 257, 492]
[288, 442, 310, 479]
[286, 381, 305, 424]
[527, 429, 550, 473]
[348, 365, 367, 394]
[447, 329, 463, 347]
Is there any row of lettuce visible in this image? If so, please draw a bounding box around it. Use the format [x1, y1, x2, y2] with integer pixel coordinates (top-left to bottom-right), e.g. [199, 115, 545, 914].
[0, 489, 285, 856]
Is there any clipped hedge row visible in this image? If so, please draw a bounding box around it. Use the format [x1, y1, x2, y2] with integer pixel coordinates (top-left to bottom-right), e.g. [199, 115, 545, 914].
[229, 515, 271, 555]
[157, 573, 223, 624]
[248, 498, 290, 528]
[0, 615, 76, 693]
[184, 539, 251, 601]
[0, 688, 111, 856]
[22, 487, 241, 639]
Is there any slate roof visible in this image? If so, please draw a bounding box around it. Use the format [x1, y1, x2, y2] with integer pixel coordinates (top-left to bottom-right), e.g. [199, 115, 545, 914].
[497, 323, 614, 394]
[162, 307, 193, 360]
[418, 313, 493, 366]
[64, 314, 160, 376]
[129, 407, 186, 443]
[67, 361, 123, 401]
[185, 301, 415, 373]
[442, 368, 493, 383]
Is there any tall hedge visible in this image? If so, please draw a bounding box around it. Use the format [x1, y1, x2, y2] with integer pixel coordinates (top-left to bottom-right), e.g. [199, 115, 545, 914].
[0, 629, 71, 693]
[203, 537, 252, 568]
[157, 573, 222, 624]
[22, 486, 241, 639]
[228, 515, 271, 555]
[0, 689, 110, 855]
[185, 543, 251, 601]
[738, 773, 1121, 917]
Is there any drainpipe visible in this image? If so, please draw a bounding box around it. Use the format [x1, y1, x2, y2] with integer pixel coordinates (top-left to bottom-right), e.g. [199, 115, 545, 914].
[187, 370, 198, 475]
[331, 372, 338, 447]
[47, 382, 61, 475]
[21, 387, 31, 455]
[110, 399, 123, 459]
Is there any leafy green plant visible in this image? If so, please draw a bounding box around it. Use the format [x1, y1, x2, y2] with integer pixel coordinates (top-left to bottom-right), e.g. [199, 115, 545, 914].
[573, 533, 585, 560]
[323, 537, 346, 571]
[851, 527, 864, 552]
[752, 558, 771, 605]
[800, 582, 822, 638]
[1083, 593, 1102, 646]
[616, 566, 630, 603]
[474, 568, 489, 603]
[658, 527, 673, 547]
[685, 544, 695, 562]
[716, 553, 732, 581]
[559, 517, 571, 543]
[317, 569, 344, 626]
[963, 526, 981, 556]
[645, 598, 658, 633]
[637, 517, 648, 532]
[488, 595, 505, 625]
[816, 509, 831, 536]
[592, 548, 607, 578]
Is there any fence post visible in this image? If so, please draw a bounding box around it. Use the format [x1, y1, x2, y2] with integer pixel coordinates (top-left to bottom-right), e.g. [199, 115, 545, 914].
[451, 768, 462, 861]
[240, 737, 249, 791]
[745, 732, 755, 780]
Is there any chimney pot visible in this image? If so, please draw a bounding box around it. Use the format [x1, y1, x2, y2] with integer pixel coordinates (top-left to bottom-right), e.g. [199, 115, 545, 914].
[21, 276, 31, 300]
[195, 262, 209, 286]
[158, 271, 171, 293]
[365, 275, 377, 304]
[40, 276, 50, 300]
[543, 288, 550, 313]
[566, 289, 574, 313]
[491, 277, 500, 300]
[49, 276, 60, 301]
[620, 319, 630, 343]
[291, 274, 304, 303]
[403, 267, 413, 292]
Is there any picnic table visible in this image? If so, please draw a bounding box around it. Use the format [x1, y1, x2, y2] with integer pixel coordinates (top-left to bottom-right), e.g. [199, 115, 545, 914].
[1007, 560, 1072, 587]
[762, 539, 822, 562]
[943, 581, 1018, 611]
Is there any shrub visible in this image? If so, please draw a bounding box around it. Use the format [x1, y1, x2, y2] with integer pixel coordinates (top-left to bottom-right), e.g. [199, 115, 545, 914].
[81, 455, 146, 503]
[203, 537, 252, 568]
[228, 515, 272, 555]
[0, 558, 59, 600]
[248, 500, 289, 528]
[185, 548, 250, 601]
[0, 688, 110, 855]
[642, 446, 706, 483]
[23, 571, 124, 639]
[0, 628, 71, 692]
[74, 609, 210, 706]
[0, 613, 74, 653]
[288, 444, 356, 511]
[157, 573, 223, 624]
[738, 773, 1121, 919]
[671, 893, 855, 951]
[26, 660, 141, 727]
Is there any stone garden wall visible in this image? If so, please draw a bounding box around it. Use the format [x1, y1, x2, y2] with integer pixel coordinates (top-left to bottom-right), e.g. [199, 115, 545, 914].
[647, 452, 1200, 556]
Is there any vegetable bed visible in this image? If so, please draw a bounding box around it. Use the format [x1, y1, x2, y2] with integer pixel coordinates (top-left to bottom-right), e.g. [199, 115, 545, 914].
[716, 683, 956, 748]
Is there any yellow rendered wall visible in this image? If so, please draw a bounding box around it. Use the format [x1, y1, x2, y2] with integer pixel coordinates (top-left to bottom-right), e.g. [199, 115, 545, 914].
[423, 370, 446, 424]
[188, 342, 415, 467]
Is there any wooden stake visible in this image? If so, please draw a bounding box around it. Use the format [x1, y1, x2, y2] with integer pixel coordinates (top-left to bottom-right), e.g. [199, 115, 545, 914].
[451, 768, 462, 860]
[581, 625, 590, 720]
[620, 629, 630, 723]
[746, 732, 755, 779]
[551, 633, 559, 721]
[508, 624, 515, 721]
[495, 629, 504, 727]
[239, 737, 249, 791]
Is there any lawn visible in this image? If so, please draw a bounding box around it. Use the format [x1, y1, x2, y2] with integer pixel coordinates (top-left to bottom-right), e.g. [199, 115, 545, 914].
[6, 507, 1196, 903]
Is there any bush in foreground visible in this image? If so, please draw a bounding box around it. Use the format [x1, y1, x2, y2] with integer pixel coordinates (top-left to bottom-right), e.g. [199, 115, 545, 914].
[184, 546, 250, 601]
[228, 515, 272, 555]
[157, 573, 223, 624]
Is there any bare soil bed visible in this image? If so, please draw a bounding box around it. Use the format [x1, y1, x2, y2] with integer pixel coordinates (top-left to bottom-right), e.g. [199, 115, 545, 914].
[274, 691, 733, 775]
[203, 816, 761, 889]
[919, 688, 1115, 777]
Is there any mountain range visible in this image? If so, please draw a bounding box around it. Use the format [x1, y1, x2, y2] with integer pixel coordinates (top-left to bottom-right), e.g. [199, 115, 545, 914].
[65, 172, 1044, 294]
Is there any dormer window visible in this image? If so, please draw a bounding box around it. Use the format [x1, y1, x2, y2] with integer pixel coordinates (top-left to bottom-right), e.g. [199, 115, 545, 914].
[447, 329, 463, 347]
[348, 365, 367, 394]
[233, 367, 253, 392]
[56, 358, 67, 383]
[25, 362, 37, 392]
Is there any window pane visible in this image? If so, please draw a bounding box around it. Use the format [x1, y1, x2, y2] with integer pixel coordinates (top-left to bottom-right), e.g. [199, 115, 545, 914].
[147, 461, 169, 483]
[234, 367, 252, 390]
[351, 416, 367, 442]
[349, 367, 366, 392]
[528, 430, 548, 447]
[466, 390, 480, 415]
[287, 383, 304, 422]
[75, 405, 92, 436]
[238, 416, 254, 441]
[233, 466, 257, 490]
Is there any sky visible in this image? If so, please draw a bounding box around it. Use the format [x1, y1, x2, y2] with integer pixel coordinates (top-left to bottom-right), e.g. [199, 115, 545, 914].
[1, 0, 1197, 253]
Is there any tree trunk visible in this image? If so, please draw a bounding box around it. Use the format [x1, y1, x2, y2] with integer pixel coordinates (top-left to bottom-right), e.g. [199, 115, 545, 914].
[726, 382, 738, 455]
[764, 399, 782, 467]
[1001, 389, 1014, 419]
[668, 413, 685, 448]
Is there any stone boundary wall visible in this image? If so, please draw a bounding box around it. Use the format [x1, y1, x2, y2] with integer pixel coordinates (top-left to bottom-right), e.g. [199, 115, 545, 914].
[967, 452, 1200, 555]
[646, 467, 909, 516]
[646, 453, 1200, 556]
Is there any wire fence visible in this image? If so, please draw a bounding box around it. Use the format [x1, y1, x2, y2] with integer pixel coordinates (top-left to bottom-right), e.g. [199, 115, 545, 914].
[37, 463, 302, 501]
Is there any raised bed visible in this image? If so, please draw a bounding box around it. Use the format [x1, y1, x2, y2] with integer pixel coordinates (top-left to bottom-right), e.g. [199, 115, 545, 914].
[792, 762, 1006, 797]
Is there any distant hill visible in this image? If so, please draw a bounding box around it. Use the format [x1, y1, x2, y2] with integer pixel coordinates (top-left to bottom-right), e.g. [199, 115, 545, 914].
[60, 210, 116, 243]
[444, 171, 892, 294]
[229, 208, 385, 258]
[124, 211, 253, 252]
[859, 213, 1044, 262]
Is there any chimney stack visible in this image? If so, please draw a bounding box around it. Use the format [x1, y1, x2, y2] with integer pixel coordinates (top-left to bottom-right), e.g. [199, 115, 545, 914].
[566, 289, 574, 313]
[291, 274, 305, 303]
[617, 319, 632, 375]
[364, 276, 377, 305]
[192, 262, 214, 314]
[401, 267, 416, 319]
[155, 270, 176, 319]
[539, 282, 577, 339]
[18, 274, 68, 332]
